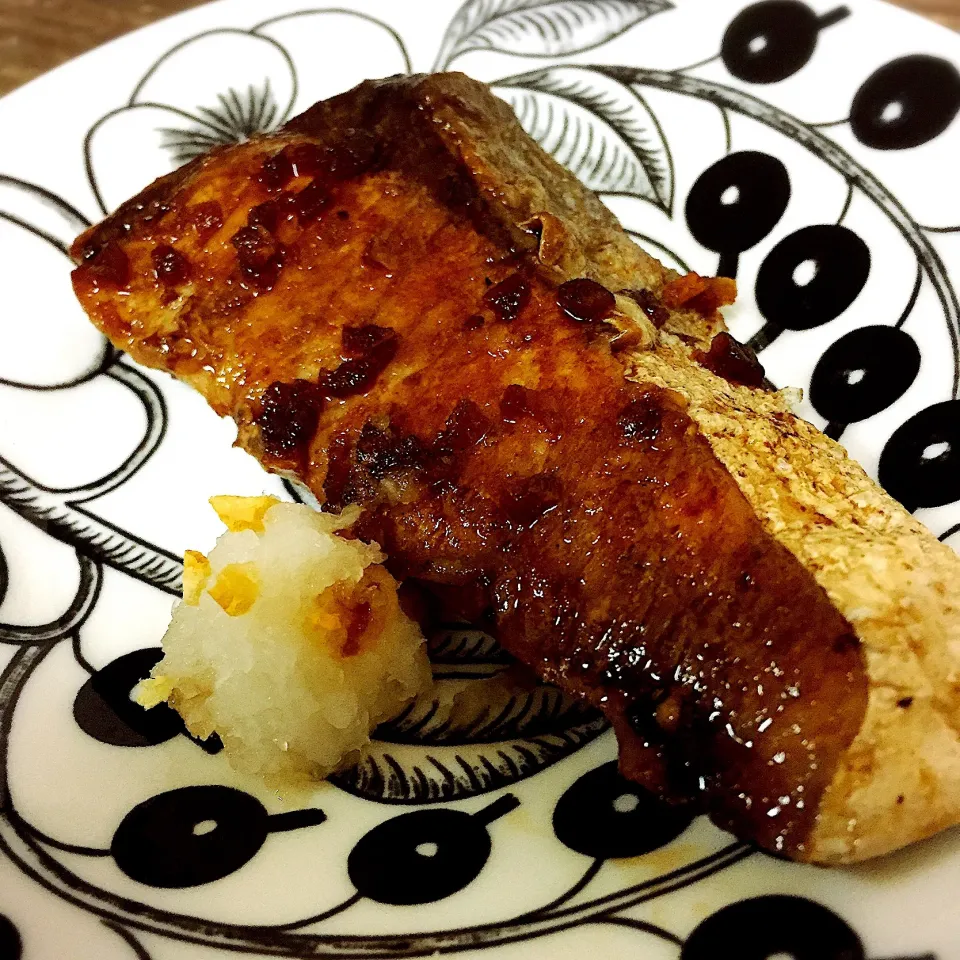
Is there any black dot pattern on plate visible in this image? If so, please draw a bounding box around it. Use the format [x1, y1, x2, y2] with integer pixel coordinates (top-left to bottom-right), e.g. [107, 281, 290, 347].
[878, 400, 960, 511]
[721, 0, 843, 84]
[0, 915, 22, 960]
[685, 151, 790, 278]
[755, 224, 870, 331]
[552, 761, 693, 859]
[73, 647, 221, 753]
[0, 545, 8, 609]
[851, 54, 960, 150]
[681, 894, 864, 960]
[348, 798, 517, 906]
[810, 325, 921, 426]
[111, 786, 272, 888]
[73, 648, 182, 747]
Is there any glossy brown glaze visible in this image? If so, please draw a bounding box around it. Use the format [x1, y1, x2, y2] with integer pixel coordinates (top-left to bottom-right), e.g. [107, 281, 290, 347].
[695, 331, 768, 389]
[70, 73, 867, 857]
[557, 278, 616, 324]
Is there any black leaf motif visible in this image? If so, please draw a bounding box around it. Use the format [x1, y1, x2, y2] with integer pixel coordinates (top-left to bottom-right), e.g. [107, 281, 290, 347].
[332, 629, 608, 802]
[380, 671, 600, 745]
[495, 66, 673, 212]
[433, 0, 673, 70]
[158, 81, 280, 166]
[331, 723, 607, 804]
[427, 628, 513, 667]
[0, 453, 182, 596]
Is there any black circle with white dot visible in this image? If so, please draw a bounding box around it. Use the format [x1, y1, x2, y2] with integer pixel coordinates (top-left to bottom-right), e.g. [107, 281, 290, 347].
[879, 400, 960, 511]
[810, 325, 921, 426]
[721, 1, 824, 84]
[755, 224, 870, 331]
[73, 647, 221, 753]
[681, 895, 864, 960]
[851, 55, 960, 150]
[73, 647, 183, 748]
[348, 809, 494, 905]
[111, 785, 271, 888]
[552, 761, 693, 859]
[685, 152, 791, 279]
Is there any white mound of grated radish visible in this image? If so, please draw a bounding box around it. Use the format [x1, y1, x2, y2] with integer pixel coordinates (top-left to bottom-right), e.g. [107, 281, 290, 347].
[138, 496, 431, 785]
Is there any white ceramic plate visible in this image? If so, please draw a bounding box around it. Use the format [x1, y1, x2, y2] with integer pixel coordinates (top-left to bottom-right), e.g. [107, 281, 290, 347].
[2, 0, 959, 957]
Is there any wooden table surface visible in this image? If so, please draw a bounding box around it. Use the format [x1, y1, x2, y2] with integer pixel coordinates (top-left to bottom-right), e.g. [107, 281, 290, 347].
[0, 0, 957, 97]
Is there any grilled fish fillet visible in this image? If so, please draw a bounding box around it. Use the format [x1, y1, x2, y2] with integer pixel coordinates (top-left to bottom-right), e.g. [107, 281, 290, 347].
[70, 72, 960, 863]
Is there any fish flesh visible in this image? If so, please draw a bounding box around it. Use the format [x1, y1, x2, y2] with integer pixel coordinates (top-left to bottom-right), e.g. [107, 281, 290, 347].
[71, 72, 960, 863]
